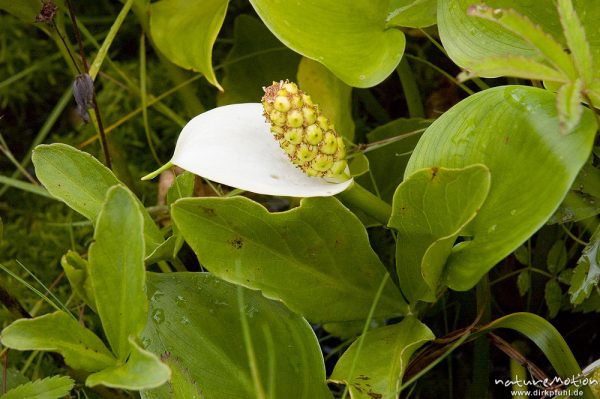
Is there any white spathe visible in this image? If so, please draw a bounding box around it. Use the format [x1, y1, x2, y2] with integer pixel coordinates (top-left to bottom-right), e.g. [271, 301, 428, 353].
[170, 103, 353, 197]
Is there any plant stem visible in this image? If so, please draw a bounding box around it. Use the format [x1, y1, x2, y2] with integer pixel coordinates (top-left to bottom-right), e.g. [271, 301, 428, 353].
[470, 277, 491, 398]
[341, 274, 389, 399]
[77, 75, 203, 148]
[66, 0, 131, 170]
[337, 183, 392, 225]
[65, 0, 89, 71]
[140, 33, 162, 165]
[88, 0, 134, 79]
[236, 260, 267, 399]
[90, 91, 112, 169]
[397, 58, 425, 118]
[404, 54, 475, 96]
[141, 161, 174, 181]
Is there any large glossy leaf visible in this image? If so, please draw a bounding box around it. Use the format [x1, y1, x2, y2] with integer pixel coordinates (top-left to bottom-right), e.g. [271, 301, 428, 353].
[171, 196, 407, 323]
[437, 0, 562, 74]
[32, 144, 164, 257]
[88, 185, 147, 361]
[390, 165, 491, 303]
[386, 0, 438, 28]
[329, 317, 434, 399]
[0, 376, 74, 399]
[141, 272, 333, 399]
[0, 311, 116, 372]
[439, 0, 600, 83]
[150, 0, 227, 89]
[466, 4, 575, 79]
[405, 86, 596, 290]
[249, 0, 406, 88]
[297, 57, 355, 141]
[86, 338, 170, 390]
[218, 15, 301, 106]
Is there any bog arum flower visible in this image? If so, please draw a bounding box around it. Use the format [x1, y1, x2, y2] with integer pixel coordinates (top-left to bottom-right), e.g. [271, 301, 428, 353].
[142, 83, 353, 197]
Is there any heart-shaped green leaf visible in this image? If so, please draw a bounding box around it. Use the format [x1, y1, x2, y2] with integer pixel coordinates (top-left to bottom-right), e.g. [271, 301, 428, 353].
[390, 165, 491, 303]
[171, 196, 407, 323]
[405, 86, 596, 291]
[150, 0, 228, 89]
[249, 0, 406, 88]
[329, 316, 434, 399]
[140, 272, 333, 399]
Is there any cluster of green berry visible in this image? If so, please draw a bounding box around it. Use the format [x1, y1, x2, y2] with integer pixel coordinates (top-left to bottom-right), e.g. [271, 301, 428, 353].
[261, 81, 348, 180]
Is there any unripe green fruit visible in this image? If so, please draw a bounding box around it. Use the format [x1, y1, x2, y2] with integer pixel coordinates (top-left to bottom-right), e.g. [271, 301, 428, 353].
[297, 143, 318, 162]
[282, 141, 296, 157]
[274, 96, 291, 112]
[336, 137, 346, 158]
[330, 160, 348, 176]
[306, 124, 323, 145]
[262, 80, 348, 180]
[271, 126, 284, 137]
[321, 132, 338, 154]
[270, 110, 286, 126]
[285, 127, 304, 145]
[313, 154, 334, 171]
[287, 110, 304, 128]
[282, 82, 298, 94]
[291, 95, 304, 109]
[302, 107, 317, 125]
[302, 94, 313, 106]
[317, 115, 329, 130]
[305, 167, 320, 177]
